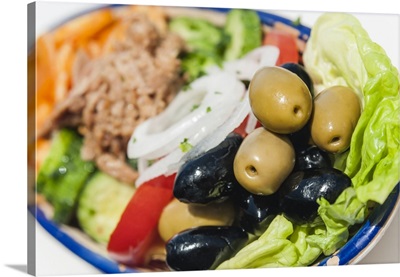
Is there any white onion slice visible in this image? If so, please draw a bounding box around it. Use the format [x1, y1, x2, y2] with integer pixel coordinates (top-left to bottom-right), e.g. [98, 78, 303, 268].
[127, 72, 245, 160]
[135, 148, 183, 187]
[206, 59, 259, 81]
[131, 45, 280, 186]
[137, 157, 148, 173]
[175, 93, 251, 169]
[206, 45, 280, 81]
[135, 103, 242, 186]
[177, 46, 280, 164]
[245, 111, 259, 134]
[243, 45, 280, 69]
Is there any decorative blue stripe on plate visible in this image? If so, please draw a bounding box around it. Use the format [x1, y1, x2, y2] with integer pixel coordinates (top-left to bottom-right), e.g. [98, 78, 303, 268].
[29, 206, 137, 273]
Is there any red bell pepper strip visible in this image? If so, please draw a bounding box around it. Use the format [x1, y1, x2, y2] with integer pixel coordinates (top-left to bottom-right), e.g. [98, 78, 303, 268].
[263, 29, 300, 65]
[107, 173, 176, 267]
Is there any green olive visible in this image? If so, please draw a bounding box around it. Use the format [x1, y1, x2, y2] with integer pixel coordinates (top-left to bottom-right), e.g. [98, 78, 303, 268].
[249, 66, 313, 134]
[310, 85, 361, 154]
[233, 127, 295, 195]
[157, 198, 235, 242]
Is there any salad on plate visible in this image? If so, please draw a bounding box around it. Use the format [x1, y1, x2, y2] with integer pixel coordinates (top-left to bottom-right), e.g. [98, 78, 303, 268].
[29, 4, 400, 272]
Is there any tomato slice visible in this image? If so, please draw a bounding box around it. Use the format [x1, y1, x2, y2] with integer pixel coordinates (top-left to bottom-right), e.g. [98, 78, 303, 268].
[233, 115, 250, 138]
[263, 29, 299, 65]
[233, 115, 262, 137]
[107, 173, 176, 267]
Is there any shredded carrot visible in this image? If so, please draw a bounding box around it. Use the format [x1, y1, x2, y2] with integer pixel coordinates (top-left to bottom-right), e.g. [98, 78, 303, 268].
[36, 34, 57, 104]
[87, 40, 104, 58]
[99, 20, 130, 55]
[93, 20, 121, 45]
[54, 42, 75, 102]
[36, 138, 52, 171]
[33, 4, 171, 138]
[53, 8, 115, 47]
[36, 101, 53, 132]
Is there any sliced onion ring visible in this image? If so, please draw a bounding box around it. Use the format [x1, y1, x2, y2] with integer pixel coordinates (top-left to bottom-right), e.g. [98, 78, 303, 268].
[134, 102, 244, 186]
[177, 94, 251, 166]
[206, 45, 280, 81]
[127, 71, 246, 160]
[135, 148, 183, 187]
[178, 46, 280, 164]
[132, 46, 280, 186]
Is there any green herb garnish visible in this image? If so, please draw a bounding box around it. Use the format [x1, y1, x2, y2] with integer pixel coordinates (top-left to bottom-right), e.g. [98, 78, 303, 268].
[179, 138, 193, 153]
[191, 104, 200, 111]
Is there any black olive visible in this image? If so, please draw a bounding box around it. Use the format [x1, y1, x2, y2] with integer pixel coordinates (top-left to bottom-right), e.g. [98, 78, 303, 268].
[288, 123, 311, 152]
[232, 184, 280, 235]
[294, 145, 332, 171]
[278, 168, 351, 225]
[165, 226, 248, 271]
[241, 79, 251, 88]
[173, 132, 243, 204]
[280, 62, 314, 97]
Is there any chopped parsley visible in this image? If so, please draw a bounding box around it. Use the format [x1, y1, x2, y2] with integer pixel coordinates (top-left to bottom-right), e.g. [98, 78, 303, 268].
[206, 106, 212, 113]
[179, 138, 193, 153]
[182, 83, 192, 92]
[292, 17, 302, 26]
[191, 104, 200, 111]
[127, 158, 138, 170]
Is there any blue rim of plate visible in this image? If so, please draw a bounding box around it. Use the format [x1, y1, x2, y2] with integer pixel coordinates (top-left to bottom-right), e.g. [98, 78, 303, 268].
[29, 205, 138, 274]
[29, 5, 400, 273]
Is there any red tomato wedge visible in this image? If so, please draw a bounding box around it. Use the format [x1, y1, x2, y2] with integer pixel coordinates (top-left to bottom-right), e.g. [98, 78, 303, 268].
[233, 115, 251, 138]
[233, 115, 262, 138]
[107, 173, 176, 267]
[263, 29, 299, 65]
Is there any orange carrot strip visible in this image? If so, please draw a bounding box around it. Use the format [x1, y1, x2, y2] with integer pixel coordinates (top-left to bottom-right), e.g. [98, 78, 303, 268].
[54, 42, 75, 102]
[53, 8, 114, 46]
[99, 20, 130, 55]
[36, 101, 53, 132]
[36, 138, 52, 172]
[36, 34, 57, 104]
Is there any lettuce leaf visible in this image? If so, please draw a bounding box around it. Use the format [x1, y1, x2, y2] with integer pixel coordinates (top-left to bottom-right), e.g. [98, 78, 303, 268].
[350, 97, 400, 203]
[216, 215, 324, 269]
[290, 225, 323, 265]
[218, 12, 399, 269]
[217, 215, 300, 269]
[304, 14, 399, 201]
[308, 187, 367, 255]
[303, 12, 399, 262]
